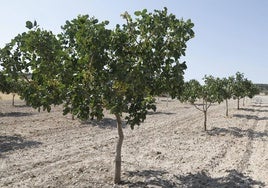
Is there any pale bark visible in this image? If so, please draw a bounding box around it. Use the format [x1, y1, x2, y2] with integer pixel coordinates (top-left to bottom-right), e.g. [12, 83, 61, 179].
[204, 110, 207, 131]
[114, 114, 124, 184]
[237, 98, 240, 110]
[225, 99, 229, 117]
[12, 93, 15, 106]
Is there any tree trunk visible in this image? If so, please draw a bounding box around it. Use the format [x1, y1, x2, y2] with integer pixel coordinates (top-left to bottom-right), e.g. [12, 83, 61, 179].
[12, 93, 15, 106]
[237, 98, 240, 110]
[225, 99, 229, 117]
[243, 97, 245, 106]
[114, 114, 124, 184]
[203, 110, 207, 131]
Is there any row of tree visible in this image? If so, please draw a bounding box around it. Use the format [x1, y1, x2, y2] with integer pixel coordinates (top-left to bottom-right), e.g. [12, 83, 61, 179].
[256, 83, 268, 95]
[0, 8, 194, 184]
[0, 7, 260, 184]
[180, 72, 259, 131]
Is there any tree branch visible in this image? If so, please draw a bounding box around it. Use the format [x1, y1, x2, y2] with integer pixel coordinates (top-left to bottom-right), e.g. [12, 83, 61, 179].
[193, 103, 203, 112]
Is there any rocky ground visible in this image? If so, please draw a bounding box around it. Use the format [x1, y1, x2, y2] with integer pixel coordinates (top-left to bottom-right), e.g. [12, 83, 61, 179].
[0, 94, 267, 187]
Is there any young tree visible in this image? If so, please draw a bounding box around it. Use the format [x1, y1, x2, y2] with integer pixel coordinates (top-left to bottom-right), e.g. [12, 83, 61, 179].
[232, 72, 246, 110]
[243, 79, 260, 103]
[0, 21, 64, 111]
[221, 76, 235, 116]
[232, 72, 259, 109]
[0, 8, 194, 184]
[0, 64, 24, 105]
[180, 76, 224, 131]
[59, 8, 194, 183]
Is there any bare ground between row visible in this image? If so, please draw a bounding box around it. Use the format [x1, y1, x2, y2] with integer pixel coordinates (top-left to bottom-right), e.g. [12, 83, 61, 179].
[0, 96, 267, 187]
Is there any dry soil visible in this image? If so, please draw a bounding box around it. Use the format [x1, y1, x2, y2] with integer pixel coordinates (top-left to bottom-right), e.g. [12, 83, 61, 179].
[0, 94, 267, 187]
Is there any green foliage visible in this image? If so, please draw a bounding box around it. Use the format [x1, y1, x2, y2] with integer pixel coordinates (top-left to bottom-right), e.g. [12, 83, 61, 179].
[58, 8, 194, 128]
[202, 75, 225, 104]
[1, 8, 194, 125]
[181, 76, 224, 105]
[180, 76, 225, 131]
[0, 58, 24, 96]
[0, 9, 194, 184]
[232, 72, 259, 109]
[243, 80, 260, 98]
[255, 83, 268, 93]
[221, 76, 235, 100]
[119, 7, 193, 99]
[26, 21, 33, 29]
[232, 72, 246, 100]
[0, 24, 64, 111]
[0, 71, 11, 93]
[180, 79, 201, 104]
[58, 15, 112, 120]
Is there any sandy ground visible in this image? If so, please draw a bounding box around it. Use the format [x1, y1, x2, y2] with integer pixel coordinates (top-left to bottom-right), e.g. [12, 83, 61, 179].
[0, 94, 267, 187]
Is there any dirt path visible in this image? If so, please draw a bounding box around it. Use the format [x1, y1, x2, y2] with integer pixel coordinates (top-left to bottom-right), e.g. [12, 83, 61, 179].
[0, 95, 267, 187]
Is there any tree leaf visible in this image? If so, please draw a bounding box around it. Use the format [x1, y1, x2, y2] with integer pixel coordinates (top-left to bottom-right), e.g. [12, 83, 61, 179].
[26, 21, 33, 29]
[134, 11, 141, 16]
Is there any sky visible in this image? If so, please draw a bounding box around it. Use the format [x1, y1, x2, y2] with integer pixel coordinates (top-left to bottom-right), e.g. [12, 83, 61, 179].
[1, 0, 267, 84]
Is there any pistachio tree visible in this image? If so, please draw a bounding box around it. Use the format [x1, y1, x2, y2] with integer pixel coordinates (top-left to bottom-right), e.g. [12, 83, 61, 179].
[221, 76, 235, 116]
[0, 8, 194, 184]
[114, 8, 194, 182]
[0, 21, 64, 110]
[232, 72, 259, 109]
[180, 76, 224, 131]
[242, 79, 260, 105]
[59, 8, 194, 183]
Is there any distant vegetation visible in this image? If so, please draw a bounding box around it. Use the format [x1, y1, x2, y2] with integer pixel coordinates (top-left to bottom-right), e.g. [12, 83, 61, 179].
[255, 84, 268, 95]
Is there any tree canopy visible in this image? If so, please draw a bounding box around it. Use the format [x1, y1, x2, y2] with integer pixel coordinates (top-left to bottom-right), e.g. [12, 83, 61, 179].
[0, 8, 194, 184]
[232, 72, 259, 109]
[180, 76, 224, 131]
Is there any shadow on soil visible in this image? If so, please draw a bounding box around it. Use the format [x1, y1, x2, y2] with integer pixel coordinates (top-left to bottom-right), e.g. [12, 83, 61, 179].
[124, 170, 175, 187]
[0, 111, 33, 117]
[233, 113, 268, 121]
[13, 104, 30, 108]
[124, 169, 265, 188]
[240, 107, 268, 113]
[0, 134, 42, 157]
[82, 118, 127, 129]
[252, 104, 268, 108]
[208, 127, 268, 139]
[147, 111, 175, 115]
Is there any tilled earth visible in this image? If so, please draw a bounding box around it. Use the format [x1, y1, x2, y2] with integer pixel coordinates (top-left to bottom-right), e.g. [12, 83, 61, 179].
[0, 95, 267, 187]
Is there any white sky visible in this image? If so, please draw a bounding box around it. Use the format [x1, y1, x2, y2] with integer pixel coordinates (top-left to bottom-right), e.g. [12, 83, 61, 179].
[1, 0, 268, 84]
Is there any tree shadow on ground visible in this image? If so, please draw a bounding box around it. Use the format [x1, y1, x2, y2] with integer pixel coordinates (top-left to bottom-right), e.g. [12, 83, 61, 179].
[13, 104, 29, 108]
[82, 117, 127, 129]
[175, 170, 265, 188]
[124, 170, 176, 187]
[239, 108, 255, 112]
[124, 169, 265, 188]
[233, 114, 268, 121]
[0, 134, 42, 157]
[207, 127, 268, 139]
[240, 107, 268, 113]
[147, 111, 175, 115]
[0, 111, 33, 117]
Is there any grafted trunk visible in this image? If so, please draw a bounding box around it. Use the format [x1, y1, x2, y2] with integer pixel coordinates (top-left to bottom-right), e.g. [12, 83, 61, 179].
[237, 98, 240, 110]
[225, 99, 229, 117]
[203, 110, 207, 131]
[114, 114, 124, 184]
[12, 93, 15, 106]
